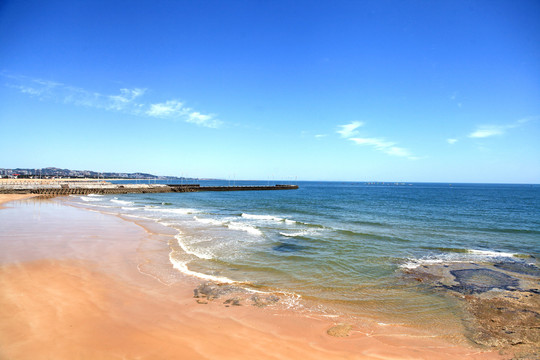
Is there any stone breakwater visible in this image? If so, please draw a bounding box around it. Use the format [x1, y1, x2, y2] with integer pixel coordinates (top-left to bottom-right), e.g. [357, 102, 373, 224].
[0, 183, 298, 195]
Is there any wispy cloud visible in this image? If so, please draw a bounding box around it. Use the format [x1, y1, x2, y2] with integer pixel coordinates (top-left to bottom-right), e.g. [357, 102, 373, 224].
[146, 100, 187, 117]
[337, 121, 364, 138]
[187, 111, 222, 128]
[337, 120, 417, 159]
[314, 134, 327, 139]
[468, 117, 535, 139]
[468, 125, 506, 138]
[349, 137, 418, 160]
[449, 91, 462, 108]
[3, 73, 221, 128]
[447, 138, 458, 144]
[108, 88, 146, 111]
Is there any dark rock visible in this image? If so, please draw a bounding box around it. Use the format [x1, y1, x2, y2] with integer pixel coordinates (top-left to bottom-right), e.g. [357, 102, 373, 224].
[194, 282, 236, 301]
[224, 297, 242, 306]
[250, 294, 280, 307]
[402, 269, 442, 283]
[446, 268, 520, 294]
[494, 262, 540, 277]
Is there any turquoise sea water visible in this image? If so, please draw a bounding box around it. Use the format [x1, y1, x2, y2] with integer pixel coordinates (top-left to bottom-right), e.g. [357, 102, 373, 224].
[68, 181, 540, 330]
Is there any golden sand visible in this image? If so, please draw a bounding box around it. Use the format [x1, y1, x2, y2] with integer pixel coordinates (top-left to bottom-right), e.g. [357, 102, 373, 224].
[0, 197, 503, 359]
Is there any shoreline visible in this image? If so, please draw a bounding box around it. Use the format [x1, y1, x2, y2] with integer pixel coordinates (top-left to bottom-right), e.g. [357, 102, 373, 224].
[0, 195, 504, 359]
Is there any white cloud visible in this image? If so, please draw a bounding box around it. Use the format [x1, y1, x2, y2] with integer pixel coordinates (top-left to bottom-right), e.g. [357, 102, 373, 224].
[315, 134, 327, 139]
[517, 116, 538, 125]
[468, 117, 536, 139]
[186, 111, 222, 128]
[146, 100, 187, 117]
[3, 73, 221, 128]
[17, 85, 45, 96]
[337, 121, 364, 138]
[146, 102, 222, 128]
[350, 137, 394, 148]
[108, 88, 146, 111]
[386, 146, 412, 158]
[349, 137, 416, 159]
[447, 138, 458, 144]
[468, 125, 505, 138]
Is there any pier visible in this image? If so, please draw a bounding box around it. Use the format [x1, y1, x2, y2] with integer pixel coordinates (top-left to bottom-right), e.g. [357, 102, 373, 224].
[0, 181, 298, 196]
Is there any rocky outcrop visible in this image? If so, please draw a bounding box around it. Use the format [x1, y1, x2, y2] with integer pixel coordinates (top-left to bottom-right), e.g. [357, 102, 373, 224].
[402, 259, 540, 358]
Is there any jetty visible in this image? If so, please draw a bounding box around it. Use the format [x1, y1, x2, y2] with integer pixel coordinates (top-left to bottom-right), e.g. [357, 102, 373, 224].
[0, 180, 298, 196]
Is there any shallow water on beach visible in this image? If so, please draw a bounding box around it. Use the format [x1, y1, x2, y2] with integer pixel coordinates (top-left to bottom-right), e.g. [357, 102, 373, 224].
[67, 181, 540, 336]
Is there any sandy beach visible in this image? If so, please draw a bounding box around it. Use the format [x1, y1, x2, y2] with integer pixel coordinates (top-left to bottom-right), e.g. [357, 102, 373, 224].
[0, 195, 504, 359]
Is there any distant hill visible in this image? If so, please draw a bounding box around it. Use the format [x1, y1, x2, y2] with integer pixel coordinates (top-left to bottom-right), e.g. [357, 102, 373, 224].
[0, 167, 185, 180]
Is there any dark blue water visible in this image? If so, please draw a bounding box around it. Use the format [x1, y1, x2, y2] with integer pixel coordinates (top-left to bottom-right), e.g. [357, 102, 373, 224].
[71, 181, 540, 328]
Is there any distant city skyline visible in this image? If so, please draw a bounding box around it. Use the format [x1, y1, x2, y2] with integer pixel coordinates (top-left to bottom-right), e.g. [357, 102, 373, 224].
[1, 0, 539, 183]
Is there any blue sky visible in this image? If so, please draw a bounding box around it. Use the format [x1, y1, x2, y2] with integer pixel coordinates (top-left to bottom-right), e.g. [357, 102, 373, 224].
[1, 0, 539, 183]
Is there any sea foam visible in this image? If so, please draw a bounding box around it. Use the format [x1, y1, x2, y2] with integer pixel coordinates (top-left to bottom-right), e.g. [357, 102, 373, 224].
[174, 233, 214, 260]
[467, 249, 516, 258]
[227, 222, 263, 236]
[241, 213, 283, 222]
[145, 207, 198, 215]
[110, 198, 134, 206]
[169, 252, 235, 284]
[193, 216, 224, 226]
[80, 196, 103, 202]
[279, 229, 320, 238]
[401, 248, 518, 269]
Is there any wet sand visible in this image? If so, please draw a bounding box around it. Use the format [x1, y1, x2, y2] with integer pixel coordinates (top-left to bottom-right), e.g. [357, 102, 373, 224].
[0, 195, 503, 359]
[0, 194, 38, 208]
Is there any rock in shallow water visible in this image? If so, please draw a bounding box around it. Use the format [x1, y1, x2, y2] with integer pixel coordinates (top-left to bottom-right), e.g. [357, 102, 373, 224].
[250, 294, 280, 307]
[493, 262, 540, 277]
[193, 282, 238, 300]
[273, 242, 307, 253]
[400, 260, 540, 358]
[327, 324, 352, 337]
[446, 268, 521, 294]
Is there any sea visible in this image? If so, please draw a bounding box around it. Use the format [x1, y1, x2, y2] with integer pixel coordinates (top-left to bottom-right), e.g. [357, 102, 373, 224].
[67, 180, 540, 337]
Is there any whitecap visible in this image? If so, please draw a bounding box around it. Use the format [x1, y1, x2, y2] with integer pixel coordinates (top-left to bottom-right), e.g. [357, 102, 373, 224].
[467, 249, 516, 258]
[111, 198, 134, 206]
[241, 213, 283, 222]
[227, 222, 263, 236]
[193, 216, 224, 226]
[145, 207, 198, 215]
[80, 196, 103, 202]
[279, 229, 320, 238]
